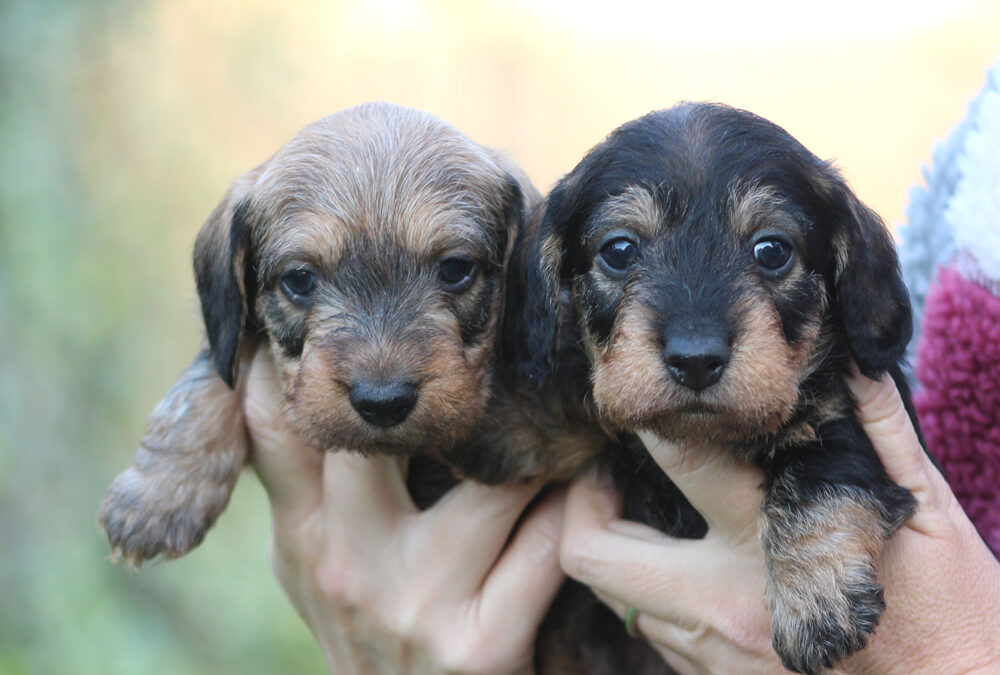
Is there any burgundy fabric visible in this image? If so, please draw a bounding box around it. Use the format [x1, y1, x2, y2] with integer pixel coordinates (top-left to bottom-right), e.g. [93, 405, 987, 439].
[915, 266, 1000, 554]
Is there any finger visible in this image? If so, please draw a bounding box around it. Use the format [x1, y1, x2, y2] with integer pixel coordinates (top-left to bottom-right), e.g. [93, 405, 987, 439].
[845, 368, 935, 499]
[636, 430, 765, 538]
[561, 473, 765, 625]
[420, 479, 543, 592]
[245, 348, 323, 517]
[478, 487, 567, 634]
[590, 591, 653, 643]
[591, 589, 772, 675]
[320, 451, 414, 534]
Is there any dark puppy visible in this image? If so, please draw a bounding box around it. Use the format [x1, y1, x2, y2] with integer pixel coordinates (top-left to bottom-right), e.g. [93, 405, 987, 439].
[99, 102, 604, 567]
[515, 102, 919, 673]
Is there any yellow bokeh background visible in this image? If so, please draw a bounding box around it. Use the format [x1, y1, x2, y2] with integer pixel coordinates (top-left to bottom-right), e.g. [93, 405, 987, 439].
[87, 0, 999, 225]
[0, 1, 996, 672]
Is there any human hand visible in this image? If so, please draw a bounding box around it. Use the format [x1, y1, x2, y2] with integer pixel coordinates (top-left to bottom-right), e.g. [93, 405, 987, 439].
[838, 371, 1000, 674]
[561, 429, 781, 673]
[560, 370, 1000, 674]
[244, 349, 566, 674]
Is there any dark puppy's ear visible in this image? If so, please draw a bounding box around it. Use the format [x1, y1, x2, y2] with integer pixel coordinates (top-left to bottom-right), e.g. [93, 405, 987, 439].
[504, 175, 578, 387]
[828, 178, 913, 378]
[193, 174, 259, 388]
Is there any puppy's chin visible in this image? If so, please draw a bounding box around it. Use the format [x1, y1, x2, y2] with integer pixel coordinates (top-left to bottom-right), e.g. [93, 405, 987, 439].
[292, 408, 485, 459]
[599, 397, 792, 446]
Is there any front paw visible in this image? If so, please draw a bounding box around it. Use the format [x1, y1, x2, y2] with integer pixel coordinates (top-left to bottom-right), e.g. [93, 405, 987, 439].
[99, 452, 238, 567]
[769, 560, 883, 674]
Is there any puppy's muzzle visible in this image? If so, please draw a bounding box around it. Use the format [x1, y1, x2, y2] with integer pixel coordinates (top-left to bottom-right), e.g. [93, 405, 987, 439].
[349, 380, 419, 428]
[662, 328, 731, 392]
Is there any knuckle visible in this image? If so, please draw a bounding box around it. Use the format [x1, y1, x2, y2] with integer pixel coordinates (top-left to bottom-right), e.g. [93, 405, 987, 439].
[433, 635, 492, 674]
[523, 520, 562, 564]
[385, 593, 423, 638]
[315, 553, 366, 607]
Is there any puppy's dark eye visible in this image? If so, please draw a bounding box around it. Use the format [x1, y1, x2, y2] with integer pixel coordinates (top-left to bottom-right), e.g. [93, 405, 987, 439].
[280, 268, 317, 300]
[599, 237, 640, 273]
[754, 238, 793, 272]
[438, 257, 478, 293]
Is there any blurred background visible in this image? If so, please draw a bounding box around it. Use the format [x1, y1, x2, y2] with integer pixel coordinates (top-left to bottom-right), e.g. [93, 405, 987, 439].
[0, 0, 996, 672]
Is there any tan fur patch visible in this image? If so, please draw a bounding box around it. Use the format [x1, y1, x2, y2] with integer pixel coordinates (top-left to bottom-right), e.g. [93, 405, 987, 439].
[539, 230, 564, 310]
[252, 102, 518, 274]
[591, 287, 822, 445]
[726, 182, 785, 239]
[761, 490, 889, 672]
[591, 185, 664, 240]
[832, 228, 852, 281]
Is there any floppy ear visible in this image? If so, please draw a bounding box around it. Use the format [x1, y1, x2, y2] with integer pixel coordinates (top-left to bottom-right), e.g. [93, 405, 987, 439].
[829, 183, 913, 378]
[503, 176, 578, 387]
[193, 174, 259, 388]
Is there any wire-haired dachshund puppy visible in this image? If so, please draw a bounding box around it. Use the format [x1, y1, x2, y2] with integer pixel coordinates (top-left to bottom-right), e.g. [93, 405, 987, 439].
[512, 102, 919, 673]
[99, 102, 606, 568]
[99, 101, 669, 674]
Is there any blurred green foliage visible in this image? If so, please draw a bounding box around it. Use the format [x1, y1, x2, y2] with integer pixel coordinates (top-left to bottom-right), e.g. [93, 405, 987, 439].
[0, 2, 323, 672]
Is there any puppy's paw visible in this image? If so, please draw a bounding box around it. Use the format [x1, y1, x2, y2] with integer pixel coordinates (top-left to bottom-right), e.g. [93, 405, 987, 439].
[100, 350, 248, 567]
[769, 559, 883, 674]
[99, 449, 240, 567]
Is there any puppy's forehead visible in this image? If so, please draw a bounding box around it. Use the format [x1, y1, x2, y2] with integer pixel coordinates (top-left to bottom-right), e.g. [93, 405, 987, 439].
[581, 103, 823, 234]
[587, 185, 664, 240]
[251, 104, 509, 263]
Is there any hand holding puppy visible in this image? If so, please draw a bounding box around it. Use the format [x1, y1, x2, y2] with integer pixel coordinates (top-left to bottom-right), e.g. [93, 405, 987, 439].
[246, 349, 568, 675]
[560, 371, 1000, 675]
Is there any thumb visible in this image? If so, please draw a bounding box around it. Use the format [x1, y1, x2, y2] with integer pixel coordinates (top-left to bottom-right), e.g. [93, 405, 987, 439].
[846, 367, 936, 504]
[245, 348, 323, 516]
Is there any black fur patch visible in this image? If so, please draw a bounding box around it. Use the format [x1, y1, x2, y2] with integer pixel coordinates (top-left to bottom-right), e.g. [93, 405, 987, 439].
[459, 267, 499, 346]
[194, 198, 254, 388]
[258, 291, 306, 358]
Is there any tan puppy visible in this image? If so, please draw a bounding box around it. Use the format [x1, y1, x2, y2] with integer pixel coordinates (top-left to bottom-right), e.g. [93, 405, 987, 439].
[99, 102, 604, 567]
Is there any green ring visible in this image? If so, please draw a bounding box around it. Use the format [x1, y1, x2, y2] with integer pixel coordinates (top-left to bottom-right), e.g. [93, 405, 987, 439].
[624, 605, 639, 638]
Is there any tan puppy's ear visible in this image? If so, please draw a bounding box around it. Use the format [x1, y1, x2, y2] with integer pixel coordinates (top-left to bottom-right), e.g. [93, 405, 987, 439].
[194, 169, 261, 388]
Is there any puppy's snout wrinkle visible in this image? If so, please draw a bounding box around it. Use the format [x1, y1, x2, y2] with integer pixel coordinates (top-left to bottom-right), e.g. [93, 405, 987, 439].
[662, 333, 730, 391]
[349, 380, 419, 428]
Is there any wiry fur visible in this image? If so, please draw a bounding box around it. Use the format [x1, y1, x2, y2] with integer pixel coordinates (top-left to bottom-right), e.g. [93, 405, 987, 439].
[99, 349, 247, 565]
[514, 102, 920, 674]
[99, 102, 663, 673]
[100, 101, 606, 561]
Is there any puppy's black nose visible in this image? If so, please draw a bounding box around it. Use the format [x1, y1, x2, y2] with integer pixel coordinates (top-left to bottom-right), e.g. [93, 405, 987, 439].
[663, 335, 730, 392]
[349, 381, 418, 428]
